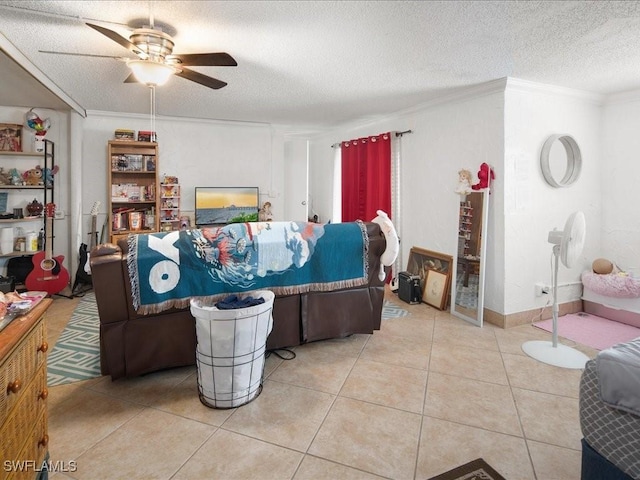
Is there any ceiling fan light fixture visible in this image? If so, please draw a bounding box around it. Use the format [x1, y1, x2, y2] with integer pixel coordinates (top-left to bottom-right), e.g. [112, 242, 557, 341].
[127, 59, 176, 86]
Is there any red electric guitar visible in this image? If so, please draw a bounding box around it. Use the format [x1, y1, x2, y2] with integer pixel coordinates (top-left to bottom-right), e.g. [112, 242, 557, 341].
[25, 203, 70, 295]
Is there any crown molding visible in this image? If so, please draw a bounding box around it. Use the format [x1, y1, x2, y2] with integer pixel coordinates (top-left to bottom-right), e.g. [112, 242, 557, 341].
[603, 87, 640, 105]
[504, 77, 603, 104]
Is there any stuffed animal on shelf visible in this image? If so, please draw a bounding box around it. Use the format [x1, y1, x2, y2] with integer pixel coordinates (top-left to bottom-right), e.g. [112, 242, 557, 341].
[9, 168, 22, 186]
[455, 169, 473, 195]
[472, 162, 495, 190]
[0, 168, 11, 185]
[37, 164, 59, 187]
[22, 167, 43, 186]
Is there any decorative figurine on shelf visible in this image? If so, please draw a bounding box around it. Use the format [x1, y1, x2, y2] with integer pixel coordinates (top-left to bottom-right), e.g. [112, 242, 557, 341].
[38, 164, 59, 187]
[26, 199, 43, 217]
[455, 169, 473, 196]
[259, 201, 273, 222]
[9, 168, 22, 186]
[472, 162, 495, 191]
[24, 108, 51, 153]
[0, 168, 11, 185]
[23, 167, 43, 186]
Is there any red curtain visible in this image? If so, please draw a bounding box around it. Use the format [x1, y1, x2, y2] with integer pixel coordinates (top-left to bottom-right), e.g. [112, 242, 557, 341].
[341, 132, 391, 222]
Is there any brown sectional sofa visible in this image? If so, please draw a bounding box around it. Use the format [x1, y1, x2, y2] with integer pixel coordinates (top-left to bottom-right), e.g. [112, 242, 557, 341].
[90, 222, 388, 380]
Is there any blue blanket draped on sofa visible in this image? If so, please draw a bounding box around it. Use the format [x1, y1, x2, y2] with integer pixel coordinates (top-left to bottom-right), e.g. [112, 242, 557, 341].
[128, 220, 369, 314]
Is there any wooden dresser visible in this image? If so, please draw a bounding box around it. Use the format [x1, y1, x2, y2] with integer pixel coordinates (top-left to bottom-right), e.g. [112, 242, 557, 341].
[0, 299, 52, 480]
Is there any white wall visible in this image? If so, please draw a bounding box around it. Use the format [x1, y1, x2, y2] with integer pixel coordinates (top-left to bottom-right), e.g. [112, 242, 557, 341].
[602, 91, 640, 275]
[503, 80, 602, 315]
[309, 82, 505, 312]
[80, 112, 282, 238]
[309, 78, 605, 318]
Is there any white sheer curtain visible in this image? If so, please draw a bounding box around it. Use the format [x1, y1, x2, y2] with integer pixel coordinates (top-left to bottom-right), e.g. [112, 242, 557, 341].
[332, 146, 342, 223]
[390, 133, 402, 281]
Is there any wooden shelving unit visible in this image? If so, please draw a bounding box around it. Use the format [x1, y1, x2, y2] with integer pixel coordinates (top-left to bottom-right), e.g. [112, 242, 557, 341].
[107, 140, 160, 244]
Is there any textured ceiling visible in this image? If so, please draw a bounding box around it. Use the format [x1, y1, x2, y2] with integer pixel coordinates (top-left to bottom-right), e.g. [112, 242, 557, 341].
[1, 1, 640, 131]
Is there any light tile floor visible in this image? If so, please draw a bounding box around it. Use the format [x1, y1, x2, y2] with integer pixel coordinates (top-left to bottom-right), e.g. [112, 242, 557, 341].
[44, 289, 597, 480]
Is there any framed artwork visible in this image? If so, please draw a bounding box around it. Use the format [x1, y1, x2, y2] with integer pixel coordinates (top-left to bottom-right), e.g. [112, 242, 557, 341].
[423, 270, 448, 309]
[0, 124, 22, 152]
[406, 247, 453, 310]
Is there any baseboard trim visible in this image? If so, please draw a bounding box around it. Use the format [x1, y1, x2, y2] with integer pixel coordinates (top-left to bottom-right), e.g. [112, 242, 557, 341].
[483, 300, 583, 329]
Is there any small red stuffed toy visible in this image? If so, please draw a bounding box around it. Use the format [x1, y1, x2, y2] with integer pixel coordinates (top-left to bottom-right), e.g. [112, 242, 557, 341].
[472, 163, 495, 190]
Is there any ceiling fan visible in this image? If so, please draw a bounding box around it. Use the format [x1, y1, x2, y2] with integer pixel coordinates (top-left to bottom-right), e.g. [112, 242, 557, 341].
[41, 20, 237, 89]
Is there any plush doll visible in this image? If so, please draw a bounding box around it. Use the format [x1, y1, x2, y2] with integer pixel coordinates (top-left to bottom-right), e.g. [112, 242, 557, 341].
[37, 165, 59, 187]
[455, 169, 473, 195]
[0, 168, 11, 185]
[472, 162, 495, 190]
[9, 168, 22, 186]
[371, 209, 399, 281]
[22, 167, 43, 186]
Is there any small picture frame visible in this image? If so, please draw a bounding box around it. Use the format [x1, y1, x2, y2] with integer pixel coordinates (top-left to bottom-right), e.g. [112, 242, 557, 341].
[0, 124, 22, 152]
[423, 269, 448, 310]
[406, 247, 453, 310]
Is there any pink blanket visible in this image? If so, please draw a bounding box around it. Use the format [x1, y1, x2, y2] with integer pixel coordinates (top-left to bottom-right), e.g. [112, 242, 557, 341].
[582, 271, 640, 299]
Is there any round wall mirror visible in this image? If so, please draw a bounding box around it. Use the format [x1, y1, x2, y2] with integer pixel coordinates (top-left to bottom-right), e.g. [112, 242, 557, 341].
[540, 134, 582, 188]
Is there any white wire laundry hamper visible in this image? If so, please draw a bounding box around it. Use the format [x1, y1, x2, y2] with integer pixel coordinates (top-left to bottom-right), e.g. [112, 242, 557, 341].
[190, 290, 274, 408]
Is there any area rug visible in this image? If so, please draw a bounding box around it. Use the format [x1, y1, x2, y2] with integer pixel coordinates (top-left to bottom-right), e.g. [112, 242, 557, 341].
[428, 458, 506, 480]
[382, 300, 409, 319]
[534, 312, 640, 351]
[47, 292, 101, 386]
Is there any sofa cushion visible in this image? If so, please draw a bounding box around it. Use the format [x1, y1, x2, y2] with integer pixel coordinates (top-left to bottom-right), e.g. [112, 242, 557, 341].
[596, 338, 640, 416]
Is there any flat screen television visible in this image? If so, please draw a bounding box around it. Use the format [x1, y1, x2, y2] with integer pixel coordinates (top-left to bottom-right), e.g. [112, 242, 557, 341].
[195, 187, 260, 226]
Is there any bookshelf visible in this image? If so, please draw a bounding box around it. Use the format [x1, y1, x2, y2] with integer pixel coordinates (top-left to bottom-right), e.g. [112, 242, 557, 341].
[107, 140, 159, 243]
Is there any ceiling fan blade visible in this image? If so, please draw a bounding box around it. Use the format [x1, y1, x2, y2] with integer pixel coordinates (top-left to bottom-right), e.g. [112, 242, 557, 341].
[86, 23, 147, 58]
[123, 73, 139, 83]
[39, 50, 126, 60]
[171, 53, 237, 67]
[175, 67, 227, 89]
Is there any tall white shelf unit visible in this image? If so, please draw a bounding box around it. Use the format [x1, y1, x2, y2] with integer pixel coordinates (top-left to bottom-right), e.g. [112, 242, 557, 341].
[160, 183, 180, 231]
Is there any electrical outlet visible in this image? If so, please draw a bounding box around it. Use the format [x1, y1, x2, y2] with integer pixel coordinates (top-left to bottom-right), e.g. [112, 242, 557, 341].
[535, 282, 549, 296]
[54, 210, 64, 219]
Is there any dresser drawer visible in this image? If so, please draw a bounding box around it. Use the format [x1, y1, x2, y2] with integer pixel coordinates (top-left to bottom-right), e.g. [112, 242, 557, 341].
[0, 320, 47, 424]
[0, 363, 48, 472]
[0, 408, 48, 480]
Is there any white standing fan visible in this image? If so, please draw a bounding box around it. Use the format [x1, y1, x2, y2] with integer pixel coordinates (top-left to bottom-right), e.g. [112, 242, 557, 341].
[522, 211, 590, 369]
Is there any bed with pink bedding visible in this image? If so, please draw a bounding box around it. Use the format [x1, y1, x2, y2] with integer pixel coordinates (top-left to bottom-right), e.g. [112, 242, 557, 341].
[582, 271, 640, 329]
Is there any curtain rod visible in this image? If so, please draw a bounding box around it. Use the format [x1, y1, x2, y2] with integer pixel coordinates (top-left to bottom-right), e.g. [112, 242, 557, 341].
[330, 129, 413, 148]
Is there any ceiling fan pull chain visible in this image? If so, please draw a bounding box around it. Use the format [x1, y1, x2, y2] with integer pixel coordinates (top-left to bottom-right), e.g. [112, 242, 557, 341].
[149, 85, 156, 135]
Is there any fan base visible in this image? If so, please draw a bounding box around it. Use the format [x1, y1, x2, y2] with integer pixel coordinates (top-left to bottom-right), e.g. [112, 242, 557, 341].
[522, 340, 590, 369]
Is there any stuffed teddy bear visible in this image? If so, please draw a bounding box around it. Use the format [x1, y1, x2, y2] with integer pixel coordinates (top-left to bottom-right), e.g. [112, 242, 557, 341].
[472, 162, 495, 190]
[371, 209, 399, 281]
[22, 167, 43, 186]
